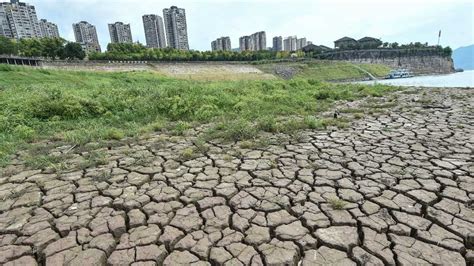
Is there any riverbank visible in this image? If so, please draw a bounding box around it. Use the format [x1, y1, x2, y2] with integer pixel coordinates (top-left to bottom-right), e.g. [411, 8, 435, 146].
[39, 60, 391, 81]
[1, 86, 472, 265]
[0, 65, 397, 166]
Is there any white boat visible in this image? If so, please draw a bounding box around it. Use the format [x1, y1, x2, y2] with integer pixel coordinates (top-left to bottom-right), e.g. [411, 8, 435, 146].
[386, 69, 413, 79]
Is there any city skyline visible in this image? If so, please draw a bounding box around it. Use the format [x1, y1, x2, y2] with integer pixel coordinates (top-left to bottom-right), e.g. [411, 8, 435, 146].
[3, 0, 473, 52]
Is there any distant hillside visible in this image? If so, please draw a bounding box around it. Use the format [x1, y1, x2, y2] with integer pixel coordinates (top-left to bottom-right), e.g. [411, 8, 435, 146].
[453, 44, 474, 70]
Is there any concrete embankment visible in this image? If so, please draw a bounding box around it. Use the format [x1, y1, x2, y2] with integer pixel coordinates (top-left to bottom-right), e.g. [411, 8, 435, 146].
[318, 49, 455, 75]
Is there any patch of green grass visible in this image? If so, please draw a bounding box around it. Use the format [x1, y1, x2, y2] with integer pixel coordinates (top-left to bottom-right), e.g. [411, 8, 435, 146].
[207, 119, 257, 141]
[193, 139, 210, 153]
[171, 121, 190, 136]
[180, 148, 195, 161]
[258, 61, 390, 81]
[80, 151, 108, 169]
[25, 154, 66, 170]
[104, 128, 125, 140]
[239, 140, 255, 149]
[0, 66, 397, 165]
[328, 198, 348, 210]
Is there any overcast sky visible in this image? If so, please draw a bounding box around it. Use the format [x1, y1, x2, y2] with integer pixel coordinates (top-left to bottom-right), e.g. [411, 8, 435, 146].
[28, 0, 473, 51]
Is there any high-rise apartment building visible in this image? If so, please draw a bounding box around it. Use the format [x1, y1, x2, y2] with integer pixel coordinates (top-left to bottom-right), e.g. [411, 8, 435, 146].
[163, 6, 189, 50]
[296, 37, 307, 50]
[284, 36, 297, 51]
[239, 36, 252, 51]
[108, 22, 132, 43]
[251, 31, 266, 51]
[73, 21, 101, 53]
[211, 36, 231, 51]
[272, 36, 282, 51]
[0, 0, 41, 39]
[239, 31, 266, 51]
[142, 14, 166, 48]
[39, 19, 59, 38]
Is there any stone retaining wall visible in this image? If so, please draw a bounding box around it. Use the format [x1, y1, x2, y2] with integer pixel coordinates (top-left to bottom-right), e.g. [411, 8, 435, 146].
[317, 49, 454, 74]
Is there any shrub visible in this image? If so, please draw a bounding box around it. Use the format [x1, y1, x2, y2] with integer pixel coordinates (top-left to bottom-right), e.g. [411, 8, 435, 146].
[303, 116, 324, 130]
[195, 104, 219, 121]
[13, 125, 35, 141]
[32, 90, 106, 120]
[210, 119, 257, 141]
[257, 116, 278, 133]
[172, 121, 190, 136]
[104, 128, 125, 140]
[313, 90, 331, 100]
[277, 119, 306, 133]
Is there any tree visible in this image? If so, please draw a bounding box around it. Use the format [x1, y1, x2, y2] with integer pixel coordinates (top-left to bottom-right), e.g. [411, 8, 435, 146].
[442, 46, 452, 57]
[0, 36, 18, 55]
[41, 38, 66, 59]
[63, 42, 85, 60]
[18, 38, 43, 57]
[390, 42, 399, 49]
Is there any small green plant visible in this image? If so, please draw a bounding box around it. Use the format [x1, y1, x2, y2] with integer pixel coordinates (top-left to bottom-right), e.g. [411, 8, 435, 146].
[329, 198, 347, 210]
[303, 116, 324, 130]
[13, 125, 36, 142]
[223, 154, 233, 162]
[353, 113, 364, 119]
[239, 140, 254, 149]
[180, 148, 195, 160]
[80, 151, 108, 169]
[25, 154, 66, 170]
[257, 116, 279, 133]
[104, 128, 125, 140]
[193, 139, 209, 153]
[209, 119, 257, 141]
[94, 171, 111, 182]
[172, 121, 190, 136]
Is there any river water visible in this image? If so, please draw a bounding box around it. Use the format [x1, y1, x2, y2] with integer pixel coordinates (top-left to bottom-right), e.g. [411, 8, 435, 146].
[358, 70, 474, 88]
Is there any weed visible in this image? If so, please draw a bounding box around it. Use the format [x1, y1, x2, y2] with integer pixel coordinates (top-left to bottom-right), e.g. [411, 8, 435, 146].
[353, 113, 364, 119]
[328, 198, 347, 210]
[180, 148, 195, 161]
[239, 140, 255, 149]
[209, 119, 257, 141]
[172, 121, 190, 136]
[80, 151, 108, 169]
[25, 154, 65, 170]
[104, 128, 125, 140]
[223, 154, 233, 162]
[94, 171, 111, 182]
[303, 116, 324, 130]
[257, 116, 279, 133]
[193, 138, 209, 153]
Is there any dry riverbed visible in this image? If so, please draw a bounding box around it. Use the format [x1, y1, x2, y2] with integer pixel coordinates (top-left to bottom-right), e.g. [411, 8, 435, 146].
[0, 87, 473, 265]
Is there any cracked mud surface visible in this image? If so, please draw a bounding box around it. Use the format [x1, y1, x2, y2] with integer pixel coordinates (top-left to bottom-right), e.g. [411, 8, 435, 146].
[1, 88, 473, 265]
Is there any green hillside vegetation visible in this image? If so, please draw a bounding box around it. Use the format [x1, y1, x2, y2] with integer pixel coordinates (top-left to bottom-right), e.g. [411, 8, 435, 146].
[257, 61, 391, 81]
[0, 65, 397, 166]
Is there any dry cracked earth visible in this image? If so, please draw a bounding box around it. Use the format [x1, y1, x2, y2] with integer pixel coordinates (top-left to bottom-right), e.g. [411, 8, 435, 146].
[0, 88, 473, 266]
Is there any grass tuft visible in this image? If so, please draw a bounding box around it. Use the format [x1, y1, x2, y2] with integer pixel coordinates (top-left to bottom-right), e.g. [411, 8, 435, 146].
[328, 198, 348, 210]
